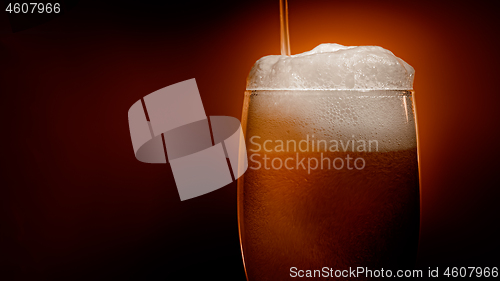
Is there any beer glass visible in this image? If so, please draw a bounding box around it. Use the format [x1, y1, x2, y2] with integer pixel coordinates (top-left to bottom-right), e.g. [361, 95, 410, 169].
[238, 88, 420, 280]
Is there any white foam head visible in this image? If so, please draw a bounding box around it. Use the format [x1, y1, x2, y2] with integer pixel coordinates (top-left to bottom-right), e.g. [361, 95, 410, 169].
[247, 43, 414, 90]
[245, 44, 417, 152]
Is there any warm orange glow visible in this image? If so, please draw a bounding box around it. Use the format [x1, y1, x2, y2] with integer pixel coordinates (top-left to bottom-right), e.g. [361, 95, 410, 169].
[1, 1, 497, 277]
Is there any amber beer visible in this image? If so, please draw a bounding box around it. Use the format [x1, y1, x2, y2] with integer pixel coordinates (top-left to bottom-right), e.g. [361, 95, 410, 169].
[238, 88, 419, 280]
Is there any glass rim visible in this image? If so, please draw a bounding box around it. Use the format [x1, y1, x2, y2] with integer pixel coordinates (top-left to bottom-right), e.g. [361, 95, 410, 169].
[245, 88, 414, 91]
[244, 89, 414, 96]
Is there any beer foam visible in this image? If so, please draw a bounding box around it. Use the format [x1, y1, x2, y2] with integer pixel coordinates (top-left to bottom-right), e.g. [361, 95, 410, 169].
[245, 90, 417, 152]
[247, 43, 414, 90]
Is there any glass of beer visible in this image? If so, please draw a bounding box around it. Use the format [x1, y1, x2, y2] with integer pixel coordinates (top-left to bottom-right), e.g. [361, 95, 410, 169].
[238, 44, 419, 280]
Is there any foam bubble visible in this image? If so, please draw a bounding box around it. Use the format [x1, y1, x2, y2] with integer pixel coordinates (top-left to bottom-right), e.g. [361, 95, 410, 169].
[246, 43, 414, 90]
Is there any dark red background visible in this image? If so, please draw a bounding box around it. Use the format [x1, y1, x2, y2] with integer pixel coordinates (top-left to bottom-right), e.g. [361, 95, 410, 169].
[1, 0, 499, 279]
